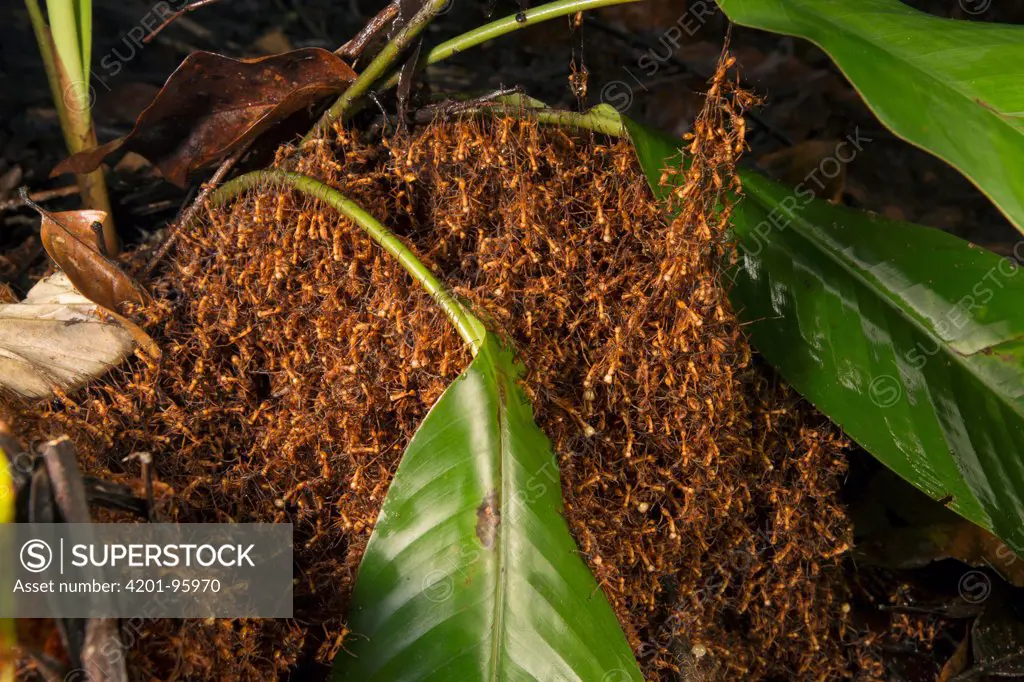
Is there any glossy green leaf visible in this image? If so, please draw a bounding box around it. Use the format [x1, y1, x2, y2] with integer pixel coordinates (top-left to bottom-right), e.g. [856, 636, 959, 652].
[333, 333, 642, 681]
[622, 116, 1024, 557]
[716, 0, 1024, 234]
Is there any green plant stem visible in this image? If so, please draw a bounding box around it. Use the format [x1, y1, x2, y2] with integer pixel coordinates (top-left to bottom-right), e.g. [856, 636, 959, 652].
[433, 92, 629, 138]
[76, 0, 91, 77]
[454, 94, 628, 138]
[533, 104, 626, 137]
[379, 0, 641, 92]
[304, 0, 450, 142]
[45, 0, 86, 86]
[25, 0, 72, 147]
[208, 170, 486, 354]
[25, 0, 118, 255]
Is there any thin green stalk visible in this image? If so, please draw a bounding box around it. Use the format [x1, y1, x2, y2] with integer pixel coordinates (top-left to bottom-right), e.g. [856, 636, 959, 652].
[457, 94, 628, 138]
[46, 0, 86, 85]
[380, 0, 641, 92]
[304, 0, 450, 142]
[208, 170, 486, 354]
[531, 103, 626, 138]
[25, 0, 73, 151]
[26, 0, 117, 255]
[77, 0, 91, 77]
[425, 92, 628, 137]
[44, 0, 94, 150]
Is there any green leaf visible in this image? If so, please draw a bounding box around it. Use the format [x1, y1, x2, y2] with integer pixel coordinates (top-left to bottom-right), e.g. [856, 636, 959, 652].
[715, 0, 1024, 235]
[333, 333, 641, 681]
[621, 116, 1024, 557]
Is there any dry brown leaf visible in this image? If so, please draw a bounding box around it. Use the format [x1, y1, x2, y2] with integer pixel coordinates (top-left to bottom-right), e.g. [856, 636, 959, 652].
[53, 48, 357, 187]
[37, 208, 149, 314]
[93, 82, 161, 126]
[0, 272, 135, 399]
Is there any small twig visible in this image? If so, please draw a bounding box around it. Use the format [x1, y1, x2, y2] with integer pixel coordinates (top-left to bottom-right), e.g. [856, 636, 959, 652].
[0, 184, 79, 212]
[304, 0, 451, 142]
[413, 87, 523, 123]
[143, 0, 224, 44]
[337, 0, 402, 61]
[142, 142, 249, 276]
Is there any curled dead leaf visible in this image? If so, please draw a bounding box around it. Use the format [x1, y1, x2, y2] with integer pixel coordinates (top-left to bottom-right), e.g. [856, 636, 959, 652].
[0, 272, 137, 399]
[36, 208, 149, 315]
[53, 48, 358, 187]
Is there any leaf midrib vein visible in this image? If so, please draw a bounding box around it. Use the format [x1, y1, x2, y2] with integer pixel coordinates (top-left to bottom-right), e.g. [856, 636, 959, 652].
[489, 363, 510, 681]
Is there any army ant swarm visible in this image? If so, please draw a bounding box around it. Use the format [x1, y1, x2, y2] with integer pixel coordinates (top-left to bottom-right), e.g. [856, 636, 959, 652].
[2, 63, 886, 680]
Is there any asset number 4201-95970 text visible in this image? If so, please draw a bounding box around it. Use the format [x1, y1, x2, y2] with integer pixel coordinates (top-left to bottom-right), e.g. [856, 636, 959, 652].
[125, 579, 221, 593]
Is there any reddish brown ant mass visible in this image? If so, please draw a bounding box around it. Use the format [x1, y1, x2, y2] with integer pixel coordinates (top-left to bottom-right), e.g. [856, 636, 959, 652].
[2, 67, 886, 679]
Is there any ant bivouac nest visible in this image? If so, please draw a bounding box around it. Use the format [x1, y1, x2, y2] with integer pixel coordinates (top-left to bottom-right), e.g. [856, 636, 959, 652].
[3, 116, 884, 680]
